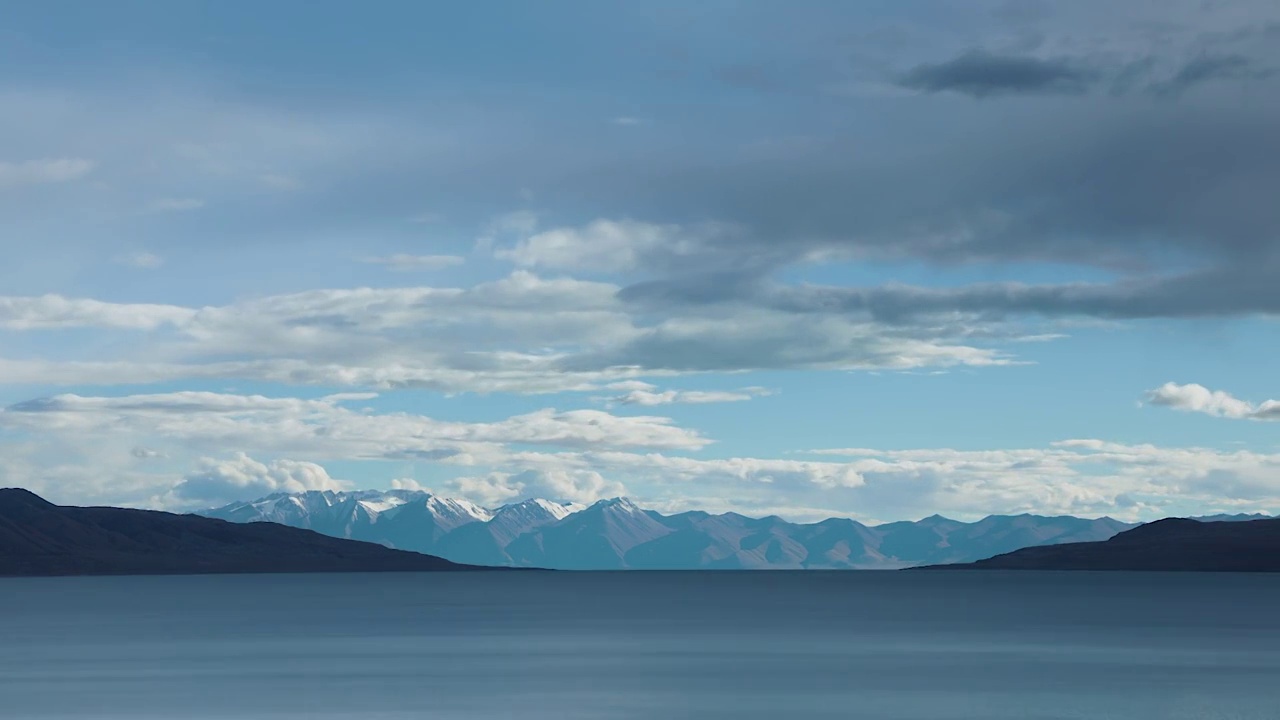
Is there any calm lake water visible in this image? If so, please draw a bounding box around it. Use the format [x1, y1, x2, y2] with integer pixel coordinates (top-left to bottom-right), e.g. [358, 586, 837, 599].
[1, 571, 1278, 719]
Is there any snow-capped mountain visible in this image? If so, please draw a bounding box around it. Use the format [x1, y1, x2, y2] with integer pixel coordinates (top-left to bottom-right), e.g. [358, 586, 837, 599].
[505, 497, 674, 570]
[205, 489, 495, 556]
[203, 491, 1138, 570]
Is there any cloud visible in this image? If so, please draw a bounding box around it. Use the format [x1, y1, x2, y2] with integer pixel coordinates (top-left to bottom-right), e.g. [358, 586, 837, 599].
[897, 50, 1097, 97]
[1144, 382, 1280, 421]
[172, 452, 348, 506]
[446, 468, 625, 505]
[611, 117, 645, 126]
[1153, 53, 1273, 96]
[496, 219, 736, 273]
[7, 390, 1280, 519]
[0, 295, 194, 330]
[0, 158, 94, 187]
[359, 254, 465, 271]
[0, 271, 1020, 391]
[1, 390, 711, 456]
[605, 386, 773, 406]
[624, 265, 1280, 323]
[801, 440, 1280, 520]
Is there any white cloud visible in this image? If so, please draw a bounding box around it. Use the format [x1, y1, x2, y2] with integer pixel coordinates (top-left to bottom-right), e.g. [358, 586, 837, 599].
[605, 380, 657, 392]
[496, 219, 714, 273]
[360, 254, 465, 271]
[172, 452, 348, 506]
[612, 117, 645, 126]
[5, 388, 1280, 519]
[1145, 382, 1280, 421]
[0, 157, 94, 187]
[806, 440, 1280, 519]
[389, 478, 427, 492]
[0, 295, 194, 330]
[1, 390, 711, 456]
[0, 270, 1017, 392]
[450, 468, 625, 505]
[605, 386, 773, 406]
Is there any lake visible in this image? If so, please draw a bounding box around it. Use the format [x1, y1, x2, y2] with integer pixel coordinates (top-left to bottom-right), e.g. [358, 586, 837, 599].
[1, 571, 1278, 719]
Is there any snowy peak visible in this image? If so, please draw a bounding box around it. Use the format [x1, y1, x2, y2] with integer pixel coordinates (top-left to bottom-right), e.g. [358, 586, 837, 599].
[590, 496, 645, 515]
[496, 498, 581, 523]
[424, 495, 494, 523]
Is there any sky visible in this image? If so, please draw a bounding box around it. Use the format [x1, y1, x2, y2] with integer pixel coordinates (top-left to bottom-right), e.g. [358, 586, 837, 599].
[2, 0, 1279, 523]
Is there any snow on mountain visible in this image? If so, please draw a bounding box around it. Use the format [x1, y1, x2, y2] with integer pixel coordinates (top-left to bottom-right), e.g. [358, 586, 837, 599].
[202, 491, 1138, 570]
[433, 498, 583, 566]
[504, 496, 674, 569]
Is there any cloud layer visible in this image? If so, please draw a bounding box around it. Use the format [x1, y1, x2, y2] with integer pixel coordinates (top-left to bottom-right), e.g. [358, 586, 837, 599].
[2, 1, 1278, 522]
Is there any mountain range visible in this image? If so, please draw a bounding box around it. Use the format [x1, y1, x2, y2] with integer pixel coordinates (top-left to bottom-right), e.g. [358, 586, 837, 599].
[0, 488, 469, 576]
[938, 517, 1280, 572]
[204, 490, 1140, 569]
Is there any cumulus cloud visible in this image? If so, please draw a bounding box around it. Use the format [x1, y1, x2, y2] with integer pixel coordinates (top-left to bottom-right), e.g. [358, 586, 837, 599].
[359, 254, 465, 271]
[446, 468, 625, 506]
[0, 157, 94, 187]
[172, 453, 348, 506]
[389, 478, 428, 492]
[1145, 382, 1280, 421]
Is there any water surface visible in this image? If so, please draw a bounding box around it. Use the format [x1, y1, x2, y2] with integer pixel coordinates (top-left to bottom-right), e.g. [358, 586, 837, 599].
[2, 571, 1277, 719]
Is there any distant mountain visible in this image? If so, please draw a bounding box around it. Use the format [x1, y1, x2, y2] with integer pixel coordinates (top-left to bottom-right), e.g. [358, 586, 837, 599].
[204, 490, 1136, 570]
[1191, 512, 1274, 523]
[935, 517, 1280, 572]
[0, 488, 471, 577]
[437, 498, 581, 566]
[507, 498, 672, 570]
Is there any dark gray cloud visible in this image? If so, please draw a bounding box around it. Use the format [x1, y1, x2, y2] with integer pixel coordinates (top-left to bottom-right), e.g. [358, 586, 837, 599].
[1152, 53, 1273, 95]
[620, 262, 1280, 324]
[576, 96, 1280, 280]
[897, 50, 1097, 97]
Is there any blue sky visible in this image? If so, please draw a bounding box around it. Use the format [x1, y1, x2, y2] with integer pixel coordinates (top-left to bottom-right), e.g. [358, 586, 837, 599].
[2, 0, 1279, 522]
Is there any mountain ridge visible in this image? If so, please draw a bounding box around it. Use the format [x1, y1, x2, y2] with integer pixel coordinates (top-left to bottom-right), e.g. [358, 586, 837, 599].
[203, 490, 1149, 570]
[0, 488, 474, 577]
[931, 516, 1280, 572]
